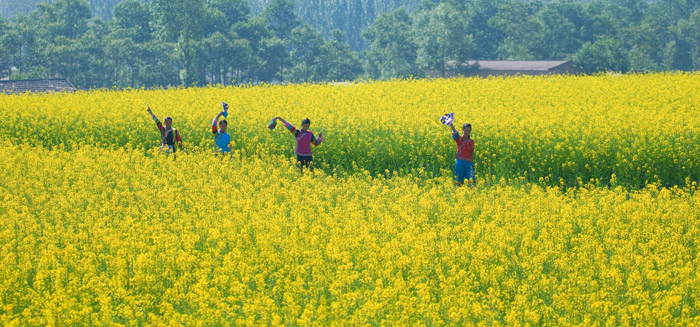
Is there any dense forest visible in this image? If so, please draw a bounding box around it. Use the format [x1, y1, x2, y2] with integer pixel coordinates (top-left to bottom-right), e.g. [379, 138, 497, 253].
[0, 0, 422, 50]
[0, 0, 698, 89]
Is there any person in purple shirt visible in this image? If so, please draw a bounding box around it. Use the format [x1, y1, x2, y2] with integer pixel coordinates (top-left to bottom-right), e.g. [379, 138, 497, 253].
[271, 117, 324, 173]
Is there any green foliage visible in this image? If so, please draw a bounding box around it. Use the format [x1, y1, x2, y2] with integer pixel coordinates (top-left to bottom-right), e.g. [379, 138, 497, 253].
[574, 38, 629, 73]
[152, 0, 208, 85]
[414, 2, 474, 77]
[0, 17, 9, 75]
[2, 0, 700, 87]
[320, 30, 363, 81]
[363, 8, 420, 79]
[113, 0, 152, 43]
[285, 27, 363, 82]
[262, 0, 299, 40]
[488, 1, 542, 60]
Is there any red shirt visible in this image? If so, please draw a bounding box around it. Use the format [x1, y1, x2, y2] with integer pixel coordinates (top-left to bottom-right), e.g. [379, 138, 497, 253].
[453, 133, 474, 161]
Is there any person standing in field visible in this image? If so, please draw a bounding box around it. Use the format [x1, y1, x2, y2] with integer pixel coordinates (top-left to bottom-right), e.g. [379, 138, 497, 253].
[448, 121, 475, 186]
[147, 107, 183, 156]
[271, 116, 323, 173]
[211, 103, 232, 155]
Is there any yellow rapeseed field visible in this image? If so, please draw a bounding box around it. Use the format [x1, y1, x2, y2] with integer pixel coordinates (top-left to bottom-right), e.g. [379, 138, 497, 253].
[0, 73, 699, 326]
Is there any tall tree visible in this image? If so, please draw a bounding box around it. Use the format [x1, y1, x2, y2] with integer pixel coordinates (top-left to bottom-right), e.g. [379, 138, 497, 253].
[151, 0, 207, 86]
[675, 9, 700, 70]
[285, 24, 325, 82]
[201, 31, 232, 84]
[0, 17, 8, 77]
[488, 1, 543, 60]
[256, 35, 288, 82]
[113, 0, 152, 43]
[574, 37, 629, 73]
[533, 2, 589, 60]
[463, 0, 504, 59]
[319, 30, 363, 81]
[414, 2, 474, 77]
[4, 15, 44, 79]
[262, 0, 300, 40]
[227, 36, 254, 84]
[212, 0, 250, 26]
[48, 0, 93, 40]
[363, 8, 420, 79]
[233, 17, 275, 82]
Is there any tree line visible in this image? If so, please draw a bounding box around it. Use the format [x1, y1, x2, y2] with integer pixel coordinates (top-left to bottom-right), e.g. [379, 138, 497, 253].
[1, 0, 423, 51]
[1, 0, 699, 89]
[365, 0, 700, 79]
[0, 0, 363, 88]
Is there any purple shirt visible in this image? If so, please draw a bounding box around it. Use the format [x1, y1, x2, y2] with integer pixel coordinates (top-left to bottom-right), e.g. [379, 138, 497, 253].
[284, 122, 323, 156]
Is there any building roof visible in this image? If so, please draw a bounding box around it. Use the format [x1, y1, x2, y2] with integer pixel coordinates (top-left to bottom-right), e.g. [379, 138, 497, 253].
[463, 60, 572, 71]
[0, 79, 77, 94]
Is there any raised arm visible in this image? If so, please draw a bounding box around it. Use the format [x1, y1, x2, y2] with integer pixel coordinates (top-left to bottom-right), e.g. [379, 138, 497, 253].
[212, 111, 224, 134]
[147, 107, 158, 122]
[449, 122, 461, 143]
[272, 116, 287, 125]
[273, 117, 299, 136]
[147, 107, 163, 131]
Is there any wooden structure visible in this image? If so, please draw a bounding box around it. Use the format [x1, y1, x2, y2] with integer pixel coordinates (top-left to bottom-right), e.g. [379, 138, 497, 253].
[0, 79, 77, 94]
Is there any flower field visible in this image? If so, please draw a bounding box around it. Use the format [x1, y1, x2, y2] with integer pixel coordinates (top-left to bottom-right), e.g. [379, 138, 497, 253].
[1, 74, 699, 326]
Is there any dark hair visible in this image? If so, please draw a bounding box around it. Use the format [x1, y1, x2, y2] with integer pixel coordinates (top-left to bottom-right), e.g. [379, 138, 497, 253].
[220, 119, 228, 125]
[463, 123, 472, 129]
[302, 118, 311, 125]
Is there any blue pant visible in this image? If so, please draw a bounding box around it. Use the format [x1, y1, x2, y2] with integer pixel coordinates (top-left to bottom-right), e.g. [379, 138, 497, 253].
[455, 159, 475, 183]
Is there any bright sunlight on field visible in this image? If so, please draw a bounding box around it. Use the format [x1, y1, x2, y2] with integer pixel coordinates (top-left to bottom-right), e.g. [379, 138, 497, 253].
[1, 73, 699, 326]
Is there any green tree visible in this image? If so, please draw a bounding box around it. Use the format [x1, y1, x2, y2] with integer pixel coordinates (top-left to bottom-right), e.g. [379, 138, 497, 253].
[285, 24, 324, 82]
[233, 17, 275, 82]
[71, 29, 110, 88]
[414, 2, 474, 77]
[319, 30, 363, 81]
[227, 36, 254, 84]
[105, 36, 141, 87]
[257, 36, 288, 82]
[676, 9, 700, 70]
[262, 0, 300, 40]
[533, 2, 589, 60]
[139, 40, 180, 87]
[4, 16, 44, 79]
[488, 1, 543, 60]
[202, 31, 233, 84]
[37, 0, 92, 41]
[363, 8, 420, 79]
[651, 0, 700, 70]
[0, 17, 8, 77]
[113, 0, 152, 43]
[151, 0, 207, 86]
[574, 37, 629, 73]
[210, 0, 250, 29]
[463, 0, 504, 59]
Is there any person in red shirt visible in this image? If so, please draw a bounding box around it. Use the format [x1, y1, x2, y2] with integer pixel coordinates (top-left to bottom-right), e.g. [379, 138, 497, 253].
[449, 122, 475, 186]
[147, 107, 183, 156]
